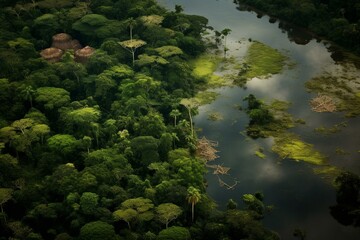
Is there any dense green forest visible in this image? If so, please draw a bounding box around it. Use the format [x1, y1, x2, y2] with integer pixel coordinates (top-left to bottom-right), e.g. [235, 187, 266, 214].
[234, 0, 360, 54]
[0, 0, 282, 239]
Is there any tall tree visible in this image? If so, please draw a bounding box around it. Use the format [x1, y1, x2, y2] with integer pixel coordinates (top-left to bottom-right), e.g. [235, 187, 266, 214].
[47, 134, 77, 156]
[34, 87, 70, 110]
[175, 5, 184, 14]
[79, 221, 116, 240]
[186, 186, 201, 222]
[21, 86, 35, 108]
[80, 192, 99, 215]
[0, 188, 13, 223]
[170, 109, 181, 127]
[125, 17, 137, 40]
[221, 28, 231, 58]
[156, 203, 182, 228]
[119, 17, 146, 65]
[119, 39, 147, 66]
[180, 99, 199, 138]
[157, 226, 191, 240]
[113, 197, 154, 229]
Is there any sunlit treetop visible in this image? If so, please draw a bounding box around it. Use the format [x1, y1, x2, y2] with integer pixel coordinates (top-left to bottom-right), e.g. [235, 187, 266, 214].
[139, 15, 164, 26]
[119, 39, 147, 49]
[155, 46, 183, 58]
[135, 54, 169, 66]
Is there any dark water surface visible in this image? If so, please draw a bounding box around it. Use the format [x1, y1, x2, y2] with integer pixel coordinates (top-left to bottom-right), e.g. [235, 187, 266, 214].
[159, 0, 360, 239]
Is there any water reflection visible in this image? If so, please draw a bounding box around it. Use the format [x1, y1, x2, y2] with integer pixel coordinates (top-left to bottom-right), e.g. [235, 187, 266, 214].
[159, 0, 360, 239]
[278, 22, 314, 45]
[236, 2, 315, 45]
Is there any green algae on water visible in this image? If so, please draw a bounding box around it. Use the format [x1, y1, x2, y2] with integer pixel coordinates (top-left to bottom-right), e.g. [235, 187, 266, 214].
[305, 63, 360, 117]
[255, 148, 266, 159]
[314, 121, 348, 135]
[245, 99, 298, 138]
[207, 111, 223, 121]
[272, 133, 326, 165]
[241, 41, 289, 79]
[313, 166, 343, 182]
[190, 54, 229, 88]
[194, 91, 219, 105]
[191, 54, 221, 77]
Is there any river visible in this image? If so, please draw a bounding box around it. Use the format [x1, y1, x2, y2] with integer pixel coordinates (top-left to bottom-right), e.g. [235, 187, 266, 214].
[158, 0, 360, 239]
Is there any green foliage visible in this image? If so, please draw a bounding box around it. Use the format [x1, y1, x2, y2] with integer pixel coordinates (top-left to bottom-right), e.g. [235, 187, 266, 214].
[157, 226, 191, 240]
[0, 118, 50, 154]
[35, 87, 70, 110]
[86, 50, 119, 74]
[7, 38, 37, 59]
[227, 199, 237, 210]
[243, 96, 300, 141]
[272, 134, 326, 165]
[159, 133, 173, 161]
[140, 15, 164, 26]
[305, 65, 360, 117]
[104, 64, 134, 81]
[130, 136, 159, 166]
[154, 180, 187, 206]
[226, 209, 279, 240]
[334, 172, 360, 204]
[119, 39, 147, 65]
[46, 164, 79, 195]
[241, 41, 288, 79]
[113, 208, 137, 229]
[0, 188, 13, 205]
[242, 194, 266, 218]
[155, 46, 183, 58]
[47, 134, 77, 155]
[113, 197, 154, 229]
[330, 171, 360, 227]
[80, 192, 99, 215]
[79, 221, 116, 240]
[156, 203, 182, 228]
[187, 186, 202, 222]
[134, 111, 166, 138]
[235, 0, 360, 54]
[0, 0, 284, 239]
[64, 107, 101, 126]
[135, 54, 169, 66]
[72, 14, 108, 36]
[33, 14, 60, 41]
[24, 108, 48, 124]
[0, 154, 19, 184]
[173, 158, 206, 188]
[178, 36, 205, 56]
[203, 222, 228, 240]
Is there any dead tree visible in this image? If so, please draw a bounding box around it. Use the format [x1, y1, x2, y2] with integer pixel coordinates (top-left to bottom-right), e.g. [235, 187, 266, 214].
[310, 94, 337, 112]
[196, 136, 219, 162]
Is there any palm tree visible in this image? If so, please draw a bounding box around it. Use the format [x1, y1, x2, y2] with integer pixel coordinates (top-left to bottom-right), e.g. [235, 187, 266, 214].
[0, 188, 13, 223]
[170, 109, 181, 127]
[119, 17, 147, 66]
[221, 28, 232, 58]
[126, 17, 136, 40]
[180, 99, 199, 138]
[186, 186, 201, 222]
[21, 85, 35, 108]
